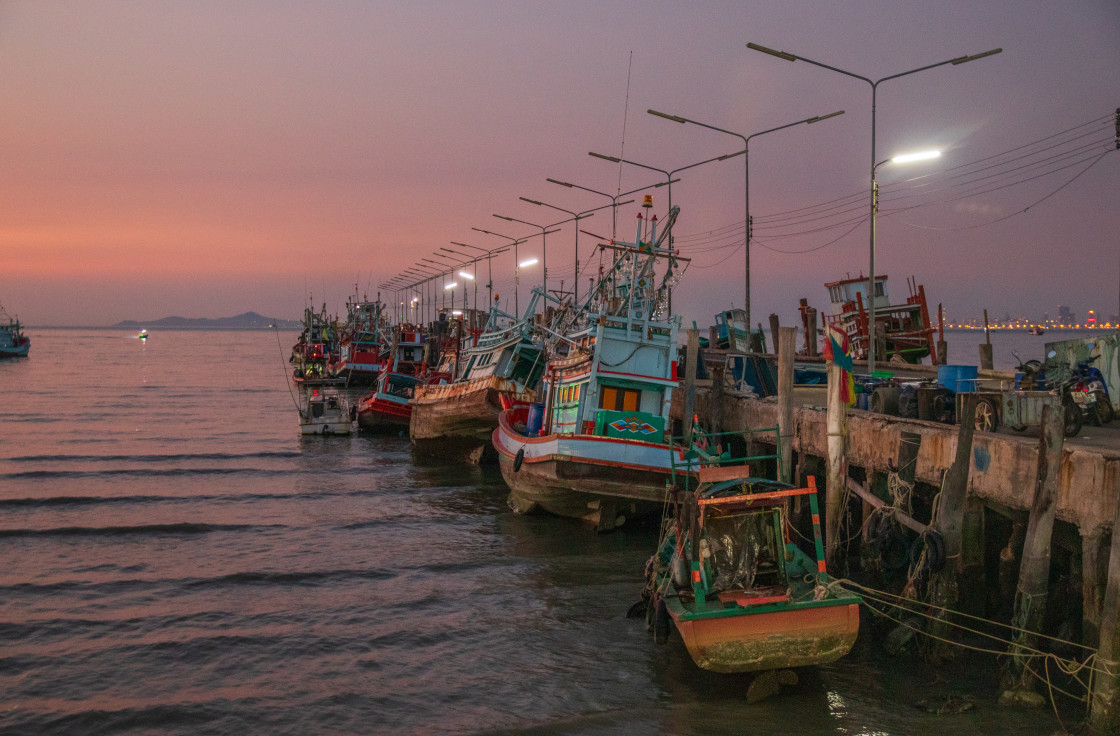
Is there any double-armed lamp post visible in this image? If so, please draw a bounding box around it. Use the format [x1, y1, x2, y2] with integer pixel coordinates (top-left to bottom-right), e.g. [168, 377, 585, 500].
[746, 41, 1001, 372]
[647, 108, 844, 334]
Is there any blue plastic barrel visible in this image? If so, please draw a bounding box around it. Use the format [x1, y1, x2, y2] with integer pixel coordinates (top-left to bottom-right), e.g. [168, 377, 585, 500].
[526, 402, 545, 436]
[937, 364, 978, 393]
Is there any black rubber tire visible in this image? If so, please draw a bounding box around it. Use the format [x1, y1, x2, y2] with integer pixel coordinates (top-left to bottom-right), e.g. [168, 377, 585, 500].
[1095, 392, 1113, 425]
[974, 398, 999, 432]
[1063, 400, 1083, 438]
[871, 387, 901, 415]
[513, 448, 525, 472]
[910, 530, 946, 574]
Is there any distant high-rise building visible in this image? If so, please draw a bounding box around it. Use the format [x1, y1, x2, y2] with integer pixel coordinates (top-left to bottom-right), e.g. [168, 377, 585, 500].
[1087, 309, 1097, 325]
[1057, 305, 1074, 324]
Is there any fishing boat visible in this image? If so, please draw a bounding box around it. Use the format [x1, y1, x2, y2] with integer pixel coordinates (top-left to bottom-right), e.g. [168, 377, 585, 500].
[354, 321, 448, 432]
[298, 383, 352, 436]
[1028, 326, 1045, 336]
[410, 299, 545, 462]
[337, 293, 388, 386]
[0, 305, 30, 358]
[355, 369, 431, 432]
[491, 199, 689, 530]
[820, 275, 937, 364]
[291, 303, 343, 383]
[643, 437, 861, 673]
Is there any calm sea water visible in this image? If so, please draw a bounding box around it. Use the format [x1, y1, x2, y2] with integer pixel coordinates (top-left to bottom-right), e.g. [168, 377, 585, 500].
[0, 329, 1074, 735]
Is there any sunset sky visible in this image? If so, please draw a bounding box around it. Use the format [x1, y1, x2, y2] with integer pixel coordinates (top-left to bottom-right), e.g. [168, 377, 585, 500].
[2, 1, 1117, 327]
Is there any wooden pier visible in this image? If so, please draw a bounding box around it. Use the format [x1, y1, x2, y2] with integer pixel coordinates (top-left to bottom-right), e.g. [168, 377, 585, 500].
[675, 329, 1120, 726]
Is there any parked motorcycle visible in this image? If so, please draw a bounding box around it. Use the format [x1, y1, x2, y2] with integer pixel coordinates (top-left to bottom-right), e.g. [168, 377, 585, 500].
[1014, 352, 1083, 437]
[1071, 353, 1113, 426]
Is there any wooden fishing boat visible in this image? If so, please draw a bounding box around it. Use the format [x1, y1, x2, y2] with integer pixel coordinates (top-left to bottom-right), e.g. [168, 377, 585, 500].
[644, 450, 860, 673]
[492, 199, 688, 530]
[355, 370, 430, 432]
[411, 300, 544, 462]
[337, 293, 388, 386]
[820, 275, 937, 364]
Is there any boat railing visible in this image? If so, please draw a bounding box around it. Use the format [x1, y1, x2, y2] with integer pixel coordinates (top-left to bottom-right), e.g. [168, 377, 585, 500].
[667, 424, 783, 493]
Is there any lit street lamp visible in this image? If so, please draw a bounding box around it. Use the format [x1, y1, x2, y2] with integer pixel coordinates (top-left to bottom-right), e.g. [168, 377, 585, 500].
[648, 108, 844, 333]
[493, 214, 557, 308]
[471, 228, 530, 314]
[747, 40, 1001, 372]
[451, 241, 509, 313]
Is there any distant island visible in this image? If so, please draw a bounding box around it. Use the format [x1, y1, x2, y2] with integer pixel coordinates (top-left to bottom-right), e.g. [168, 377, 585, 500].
[112, 311, 302, 330]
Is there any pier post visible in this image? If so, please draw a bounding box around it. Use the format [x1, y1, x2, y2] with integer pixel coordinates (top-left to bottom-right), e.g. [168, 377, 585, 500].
[825, 355, 848, 565]
[777, 327, 795, 484]
[929, 395, 977, 658]
[1000, 403, 1065, 707]
[768, 314, 780, 354]
[807, 308, 818, 357]
[683, 328, 698, 446]
[1090, 471, 1120, 732]
[1084, 529, 1108, 647]
[980, 309, 994, 370]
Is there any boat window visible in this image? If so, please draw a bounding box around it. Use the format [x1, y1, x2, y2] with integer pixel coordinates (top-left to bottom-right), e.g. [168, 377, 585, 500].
[599, 385, 640, 412]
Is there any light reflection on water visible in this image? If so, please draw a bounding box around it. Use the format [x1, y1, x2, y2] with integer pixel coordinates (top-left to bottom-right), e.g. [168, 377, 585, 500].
[0, 329, 1075, 735]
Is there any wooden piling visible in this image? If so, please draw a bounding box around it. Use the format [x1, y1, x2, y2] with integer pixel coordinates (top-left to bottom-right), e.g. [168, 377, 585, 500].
[683, 328, 698, 446]
[825, 350, 847, 565]
[807, 308, 818, 357]
[777, 327, 795, 484]
[937, 303, 948, 365]
[1000, 403, 1065, 707]
[1090, 470, 1120, 732]
[929, 394, 977, 658]
[980, 309, 994, 370]
[769, 314, 780, 354]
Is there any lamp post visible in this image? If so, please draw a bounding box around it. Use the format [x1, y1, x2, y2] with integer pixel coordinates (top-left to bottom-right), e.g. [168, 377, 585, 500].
[545, 178, 671, 240]
[451, 241, 509, 312]
[472, 227, 528, 314]
[648, 108, 844, 334]
[747, 41, 1001, 372]
[493, 213, 551, 305]
[518, 199, 627, 304]
[588, 150, 745, 314]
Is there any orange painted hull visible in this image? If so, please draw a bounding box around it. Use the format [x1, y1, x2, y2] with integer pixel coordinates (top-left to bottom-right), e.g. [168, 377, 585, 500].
[668, 600, 860, 674]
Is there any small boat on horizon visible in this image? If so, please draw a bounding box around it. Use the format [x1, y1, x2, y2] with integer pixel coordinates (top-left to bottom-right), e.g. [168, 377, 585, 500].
[0, 305, 30, 358]
[1028, 326, 1045, 335]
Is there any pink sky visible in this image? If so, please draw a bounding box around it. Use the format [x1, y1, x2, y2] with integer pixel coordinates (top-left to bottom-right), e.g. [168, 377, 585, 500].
[2, 1, 1118, 327]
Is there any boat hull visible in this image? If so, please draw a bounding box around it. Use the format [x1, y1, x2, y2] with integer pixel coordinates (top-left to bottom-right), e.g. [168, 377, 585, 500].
[0, 345, 29, 358]
[299, 419, 351, 435]
[356, 397, 411, 432]
[411, 376, 533, 461]
[492, 409, 680, 526]
[667, 598, 860, 674]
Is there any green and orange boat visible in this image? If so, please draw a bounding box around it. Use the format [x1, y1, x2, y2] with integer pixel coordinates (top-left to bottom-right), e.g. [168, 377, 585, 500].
[643, 430, 861, 673]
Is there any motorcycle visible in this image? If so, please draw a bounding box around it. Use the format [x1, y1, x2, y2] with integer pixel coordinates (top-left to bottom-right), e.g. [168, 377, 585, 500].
[1071, 353, 1113, 426]
[1014, 351, 1083, 437]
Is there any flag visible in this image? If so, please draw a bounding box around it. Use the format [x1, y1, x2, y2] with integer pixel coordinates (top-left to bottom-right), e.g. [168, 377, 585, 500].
[823, 326, 856, 406]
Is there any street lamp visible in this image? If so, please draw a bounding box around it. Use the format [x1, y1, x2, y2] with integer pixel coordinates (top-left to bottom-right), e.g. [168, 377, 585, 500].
[588, 150, 744, 314]
[648, 108, 844, 334]
[493, 213, 552, 304]
[747, 40, 1001, 372]
[472, 228, 529, 314]
[451, 241, 509, 312]
[519, 198, 628, 304]
[546, 177, 674, 240]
